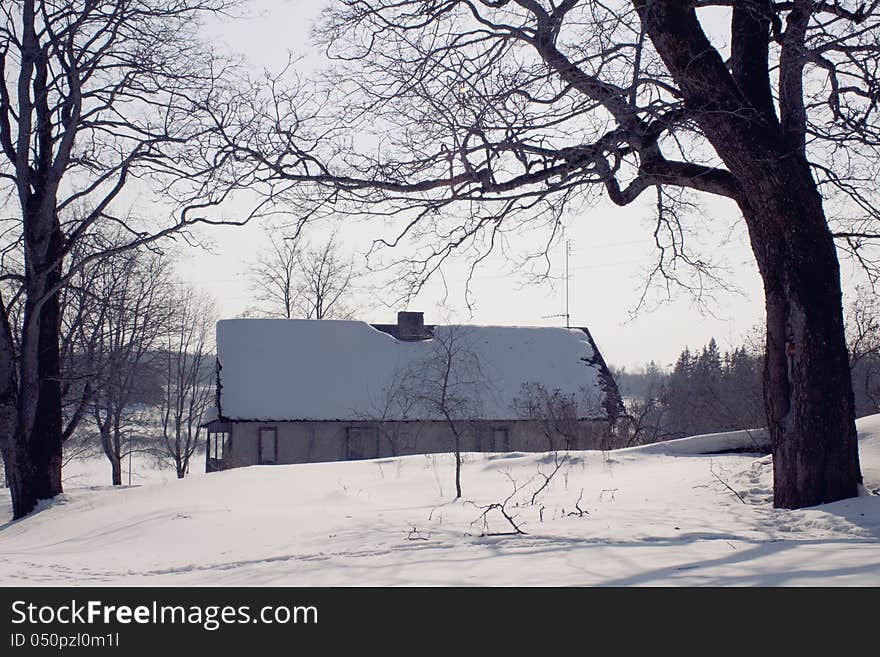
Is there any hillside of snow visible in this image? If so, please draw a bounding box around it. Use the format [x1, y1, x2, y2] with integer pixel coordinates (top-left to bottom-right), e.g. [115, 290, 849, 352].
[1, 416, 879, 586]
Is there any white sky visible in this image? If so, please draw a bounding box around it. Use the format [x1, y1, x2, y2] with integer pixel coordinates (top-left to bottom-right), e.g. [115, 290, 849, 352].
[172, 0, 868, 370]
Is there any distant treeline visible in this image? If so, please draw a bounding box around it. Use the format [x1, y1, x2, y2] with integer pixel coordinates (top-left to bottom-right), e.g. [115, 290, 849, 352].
[613, 336, 880, 444]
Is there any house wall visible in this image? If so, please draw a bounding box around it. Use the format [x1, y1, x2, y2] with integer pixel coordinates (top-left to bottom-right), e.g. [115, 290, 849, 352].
[211, 418, 616, 470]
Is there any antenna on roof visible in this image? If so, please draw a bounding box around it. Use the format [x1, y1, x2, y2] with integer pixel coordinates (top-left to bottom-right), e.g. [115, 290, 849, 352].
[542, 239, 572, 328]
[565, 239, 571, 328]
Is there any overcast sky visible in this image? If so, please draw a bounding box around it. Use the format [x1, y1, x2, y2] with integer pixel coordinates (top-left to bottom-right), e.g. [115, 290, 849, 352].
[174, 0, 868, 370]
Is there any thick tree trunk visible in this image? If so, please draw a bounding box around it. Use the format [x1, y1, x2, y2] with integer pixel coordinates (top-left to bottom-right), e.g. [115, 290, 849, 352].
[739, 163, 861, 508]
[30, 242, 63, 499]
[9, 212, 65, 518]
[110, 451, 122, 487]
[635, 0, 862, 509]
[6, 378, 62, 519]
[4, 437, 40, 519]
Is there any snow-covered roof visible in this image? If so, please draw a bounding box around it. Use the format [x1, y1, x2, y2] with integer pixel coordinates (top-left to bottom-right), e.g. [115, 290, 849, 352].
[215, 319, 621, 422]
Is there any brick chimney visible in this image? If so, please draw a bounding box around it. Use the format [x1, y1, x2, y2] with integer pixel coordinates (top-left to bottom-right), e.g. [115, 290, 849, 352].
[397, 311, 425, 340]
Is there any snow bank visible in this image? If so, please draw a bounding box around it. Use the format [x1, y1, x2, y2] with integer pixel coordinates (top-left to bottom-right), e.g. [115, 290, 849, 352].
[1, 419, 879, 586]
[630, 414, 880, 459]
[630, 428, 771, 456]
[216, 319, 610, 421]
[856, 413, 880, 491]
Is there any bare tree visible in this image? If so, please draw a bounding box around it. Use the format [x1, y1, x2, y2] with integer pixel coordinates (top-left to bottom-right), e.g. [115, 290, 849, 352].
[621, 392, 668, 447]
[0, 245, 98, 457]
[227, 0, 880, 508]
[612, 364, 670, 445]
[157, 286, 216, 479]
[4, 230, 155, 477]
[0, 0, 279, 517]
[363, 365, 424, 457]
[512, 382, 581, 451]
[88, 248, 172, 486]
[847, 285, 880, 415]
[297, 236, 358, 320]
[248, 230, 300, 319]
[848, 285, 880, 370]
[403, 326, 485, 499]
[248, 230, 357, 319]
[58, 244, 105, 451]
[469, 471, 529, 536]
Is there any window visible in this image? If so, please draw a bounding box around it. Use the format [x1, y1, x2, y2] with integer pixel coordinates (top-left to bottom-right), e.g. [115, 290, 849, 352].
[208, 431, 229, 460]
[346, 426, 378, 460]
[259, 427, 278, 464]
[493, 427, 510, 452]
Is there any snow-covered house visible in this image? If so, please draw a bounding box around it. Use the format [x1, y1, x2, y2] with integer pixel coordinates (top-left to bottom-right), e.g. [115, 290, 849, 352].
[204, 312, 624, 472]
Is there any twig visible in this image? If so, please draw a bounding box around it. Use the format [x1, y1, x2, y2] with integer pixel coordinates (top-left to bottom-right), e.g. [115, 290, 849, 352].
[565, 488, 589, 517]
[469, 471, 528, 536]
[710, 464, 746, 504]
[530, 452, 569, 504]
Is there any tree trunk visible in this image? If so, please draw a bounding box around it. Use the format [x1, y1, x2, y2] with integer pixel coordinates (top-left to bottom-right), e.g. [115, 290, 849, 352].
[739, 163, 861, 508]
[111, 430, 122, 486]
[0, 302, 30, 518]
[9, 211, 65, 517]
[453, 433, 462, 499]
[99, 427, 122, 486]
[4, 437, 40, 519]
[635, 0, 862, 509]
[30, 225, 63, 499]
[110, 452, 122, 487]
[6, 386, 63, 519]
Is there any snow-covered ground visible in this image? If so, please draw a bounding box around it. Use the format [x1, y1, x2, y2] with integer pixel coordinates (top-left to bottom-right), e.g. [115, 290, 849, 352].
[1, 417, 879, 586]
